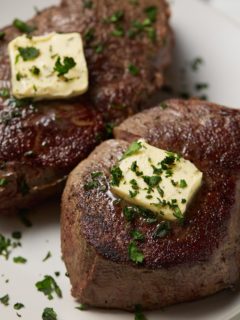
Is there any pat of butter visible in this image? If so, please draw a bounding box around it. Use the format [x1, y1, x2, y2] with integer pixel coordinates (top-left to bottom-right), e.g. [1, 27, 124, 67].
[8, 32, 88, 100]
[111, 139, 203, 221]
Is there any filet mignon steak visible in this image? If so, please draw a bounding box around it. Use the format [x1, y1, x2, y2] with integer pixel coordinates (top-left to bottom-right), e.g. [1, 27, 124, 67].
[61, 99, 240, 310]
[0, 0, 172, 213]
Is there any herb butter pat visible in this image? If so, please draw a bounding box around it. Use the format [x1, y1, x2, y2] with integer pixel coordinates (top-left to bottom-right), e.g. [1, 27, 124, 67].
[111, 139, 203, 221]
[8, 32, 88, 100]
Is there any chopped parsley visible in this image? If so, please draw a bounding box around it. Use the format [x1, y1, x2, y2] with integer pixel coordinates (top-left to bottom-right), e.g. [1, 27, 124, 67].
[128, 64, 140, 76]
[0, 234, 11, 259]
[131, 161, 143, 176]
[108, 10, 124, 23]
[179, 179, 187, 188]
[76, 303, 87, 311]
[128, 241, 144, 264]
[42, 307, 58, 320]
[84, 28, 95, 42]
[130, 230, 145, 241]
[14, 303, 24, 310]
[111, 26, 125, 37]
[0, 31, 5, 40]
[12, 231, 22, 240]
[173, 206, 184, 224]
[35, 275, 62, 300]
[95, 43, 104, 54]
[195, 83, 208, 91]
[121, 141, 142, 159]
[13, 19, 36, 33]
[13, 256, 27, 264]
[0, 178, 8, 187]
[84, 171, 105, 191]
[135, 305, 147, 320]
[159, 102, 168, 110]
[18, 47, 40, 61]
[0, 87, 10, 98]
[123, 206, 136, 222]
[191, 57, 203, 71]
[110, 166, 123, 186]
[0, 294, 9, 306]
[153, 221, 171, 239]
[54, 56, 76, 77]
[30, 66, 40, 76]
[129, 179, 139, 197]
[144, 6, 157, 23]
[43, 251, 52, 262]
[16, 72, 24, 81]
[143, 175, 161, 188]
[83, 0, 93, 8]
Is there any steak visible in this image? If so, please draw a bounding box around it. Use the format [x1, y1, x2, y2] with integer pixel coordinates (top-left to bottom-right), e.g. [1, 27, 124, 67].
[0, 0, 172, 213]
[61, 99, 240, 310]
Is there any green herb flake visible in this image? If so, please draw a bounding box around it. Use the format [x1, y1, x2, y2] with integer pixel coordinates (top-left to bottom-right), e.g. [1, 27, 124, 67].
[121, 141, 142, 159]
[30, 66, 40, 76]
[42, 307, 58, 320]
[83, 0, 93, 9]
[131, 161, 143, 176]
[123, 206, 136, 222]
[12, 231, 22, 240]
[128, 241, 144, 264]
[153, 221, 171, 239]
[84, 180, 99, 191]
[95, 43, 104, 54]
[146, 27, 156, 42]
[16, 72, 24, 81]
[111, 26, 125, 37]
[13, 19, 36, 33]
[84, 28, 95, 42]
[14, 303, 24, 310]
[159, 102, 168, 110]
[13, 256, 27, 264]
[91, 171, 103, 179]
[0, 88, 10, 98]
[54, 271, 60, 277]
[0, 294, 9, 306]
[18, 47, 40, 61]
[173, 206, 184, 224]
[76, 303, 87, 311]
[195, 83, 208, 91]
[181, 198, 187, 204]
[0, 178, 8, 187]
[0, 234, 11, 259]
[0, 31, 5, 40]
[109, 10, 124, 23]
[43, 251, 52, 262]
[110, 166, 123, 186]
[144, 6, 157, 23]
[191, 57, 203, 71]
[131, 230, 145, 241]
[128, 64, 140, 76]
[135, 305, 147, 320]
[179, 179, 187, 188]
[35, 275, 62, 300]
[143, 175, 161, 188]
[54, 56, 76, 77]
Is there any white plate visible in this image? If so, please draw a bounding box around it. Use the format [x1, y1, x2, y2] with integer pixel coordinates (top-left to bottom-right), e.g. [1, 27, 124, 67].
[1, 0, 240, 319]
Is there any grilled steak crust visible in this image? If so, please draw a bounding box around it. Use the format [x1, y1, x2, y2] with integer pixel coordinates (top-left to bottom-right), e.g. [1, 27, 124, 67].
[0, 0, 172, 213]
[61, 99, 240, 310]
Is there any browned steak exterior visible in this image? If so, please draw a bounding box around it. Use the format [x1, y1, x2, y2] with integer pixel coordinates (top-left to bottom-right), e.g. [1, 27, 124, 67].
[0, 0, 172, 212]
[61, 99, 240, 310]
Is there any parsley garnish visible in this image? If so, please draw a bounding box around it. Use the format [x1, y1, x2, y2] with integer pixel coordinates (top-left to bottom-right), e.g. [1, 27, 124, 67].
[123, 206, 136, 222]
[128, 241, 144, 264]
[42, 307, 58, 320]
[159, 102, 168, 109]
[179, 179, 187, 188]
[12, 231, 22, 239]
[84, 28, 95, 42]
[54, 56, 76, 77]
[108, 11, 124, 23]
[121, 141, 142, 159]
[84, 171, 105, 191]
[95, 43, 104, 54]
[35, 275, 62, 300]
[83, 0, 93, 8]
[191, 57, 203, 71]
[135, 305, 147, 320]
[0, 31, 5, 40]
[173, 206, 184, 224]
[30, 66, 40, 76]
[0, 88, 10, 98]
[143, 175, 161, 188]
[153, 221, 171, 239]
[14, 303, 24, 310]
[0, 178, 8, 187]
[110, 166, 123, 186]
[195, 83, 208, 91]
[131, 161, 143, 176]
[128, 64, 140, 76]
[131, 230, 145, 241]
[13, 256, 27, 264]
[144, 6, 157, 23]
[0, 234, 11, 259]
[111, 26, 125, 37]
[43, 251, 52, 262]
[18, 47, 40, 61]
[0, 294, 9, 306]
[13, 19, 36, 33]
[16, 72, 24, 81]
[76, 303, 87, 311]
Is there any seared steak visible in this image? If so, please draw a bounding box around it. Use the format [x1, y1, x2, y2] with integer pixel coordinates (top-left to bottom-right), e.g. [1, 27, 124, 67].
[61, 99, 240, 310]
[0, 0, 172, 213]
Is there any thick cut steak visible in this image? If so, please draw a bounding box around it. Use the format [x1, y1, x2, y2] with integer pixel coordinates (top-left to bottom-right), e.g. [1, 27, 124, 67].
[0, 0, 172, 213]
[61, 99, 240, 310]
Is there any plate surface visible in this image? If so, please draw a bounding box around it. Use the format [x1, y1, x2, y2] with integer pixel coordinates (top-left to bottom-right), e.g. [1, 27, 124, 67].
[1, 0, 240, 319]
